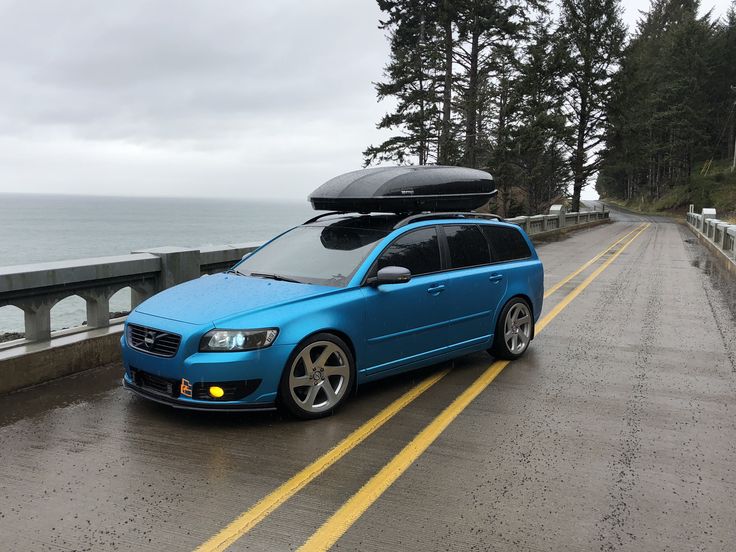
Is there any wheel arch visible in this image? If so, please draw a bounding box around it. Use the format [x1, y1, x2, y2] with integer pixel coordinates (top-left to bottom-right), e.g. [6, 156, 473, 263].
[300, 328, 357, 364]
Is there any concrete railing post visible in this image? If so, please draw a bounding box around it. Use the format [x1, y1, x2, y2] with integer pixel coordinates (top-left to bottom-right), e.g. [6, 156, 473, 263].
[549, 204, 565, 229]
[727, 226, 736, 258]
[701, 208, 716, 232]
[83, 291, 110, 328]
[708, 219, 720, 240]
[131, 288, 148, 309]
[132, 247, 201, 292]
[716, 222, 729, 249]
[22, 302, 52, 341]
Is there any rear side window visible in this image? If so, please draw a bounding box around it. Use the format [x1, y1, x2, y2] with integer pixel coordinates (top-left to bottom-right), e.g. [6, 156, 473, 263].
[443, 225, 491, 268]
[481, 226, 532, 262]
[375, 227, 441, 276]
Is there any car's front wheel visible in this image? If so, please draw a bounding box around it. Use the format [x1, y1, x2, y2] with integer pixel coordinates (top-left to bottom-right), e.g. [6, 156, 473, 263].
[279, 333, 354, 419]
[489, 297, 534, 360]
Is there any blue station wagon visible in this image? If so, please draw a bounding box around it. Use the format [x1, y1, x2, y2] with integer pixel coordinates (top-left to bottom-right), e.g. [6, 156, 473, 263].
[122, 167, 544, 419]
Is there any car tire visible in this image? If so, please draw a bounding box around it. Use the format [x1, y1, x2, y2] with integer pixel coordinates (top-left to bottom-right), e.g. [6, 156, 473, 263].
[489, 297, 534, 360]
[278, 333, 355, 420]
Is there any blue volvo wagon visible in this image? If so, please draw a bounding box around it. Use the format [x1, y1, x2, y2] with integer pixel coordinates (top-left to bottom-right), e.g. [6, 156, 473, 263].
[122, 166, 544, 418]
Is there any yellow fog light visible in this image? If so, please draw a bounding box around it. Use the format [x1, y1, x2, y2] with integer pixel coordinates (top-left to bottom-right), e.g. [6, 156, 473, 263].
[209, 386, 225, 398]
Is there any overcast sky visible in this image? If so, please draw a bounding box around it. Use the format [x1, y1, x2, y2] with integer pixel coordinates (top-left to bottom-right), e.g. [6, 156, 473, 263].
[0, 0, 732, 201]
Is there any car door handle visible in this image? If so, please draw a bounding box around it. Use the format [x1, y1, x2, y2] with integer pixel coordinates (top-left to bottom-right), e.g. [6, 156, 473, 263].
[489, 273, 503, 283]
[427, 284, 446, 295]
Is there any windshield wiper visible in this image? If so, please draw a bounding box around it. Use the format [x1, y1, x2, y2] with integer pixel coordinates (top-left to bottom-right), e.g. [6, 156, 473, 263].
[248, 272, 301, 283]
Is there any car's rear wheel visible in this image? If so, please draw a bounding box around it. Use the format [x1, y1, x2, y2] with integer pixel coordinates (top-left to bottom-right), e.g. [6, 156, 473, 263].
[489, 298, 533, 360]
[279, 333, 354, 419]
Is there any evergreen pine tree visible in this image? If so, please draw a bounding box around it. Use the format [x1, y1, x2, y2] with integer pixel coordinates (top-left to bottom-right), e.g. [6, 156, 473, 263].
[559, 0, 626, 211]
[363, 0, 445, 166]
[508, 20, 570, 213]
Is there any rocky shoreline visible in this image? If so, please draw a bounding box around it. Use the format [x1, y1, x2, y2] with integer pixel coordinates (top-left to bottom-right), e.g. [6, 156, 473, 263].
[0, 331, 24, 343]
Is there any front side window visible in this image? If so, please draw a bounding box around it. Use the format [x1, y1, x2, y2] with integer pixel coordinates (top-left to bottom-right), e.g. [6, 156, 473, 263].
[375, 227, 441, 276]
[481, 226, 532, 262]
[443, 224, 491, 269]
[236, 225, 389, 286]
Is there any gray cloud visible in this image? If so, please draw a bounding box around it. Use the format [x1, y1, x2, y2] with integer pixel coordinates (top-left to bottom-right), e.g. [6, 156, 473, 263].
[0, 0, 391, 198]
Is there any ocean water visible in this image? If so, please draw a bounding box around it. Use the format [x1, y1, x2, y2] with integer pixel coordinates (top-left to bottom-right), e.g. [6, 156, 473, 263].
[0, 193, 314, 333]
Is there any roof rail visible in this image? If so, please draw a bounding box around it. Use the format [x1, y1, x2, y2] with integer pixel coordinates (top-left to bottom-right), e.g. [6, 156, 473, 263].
[303, 211, 350, 224]
[393, 212, 504, 229]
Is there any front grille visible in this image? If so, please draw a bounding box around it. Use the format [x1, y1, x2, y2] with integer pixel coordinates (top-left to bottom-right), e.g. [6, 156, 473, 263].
[192, 379, 262, 401]
[127, 324, 181, 357]
[130, 368, 180, 398]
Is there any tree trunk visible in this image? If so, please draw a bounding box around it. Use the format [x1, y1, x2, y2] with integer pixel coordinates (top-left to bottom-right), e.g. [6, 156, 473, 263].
[438, 5, 453, 165]
[730, 121, 736, 172]
[570, 82, 589, 212]
[463, 26, 479, 167]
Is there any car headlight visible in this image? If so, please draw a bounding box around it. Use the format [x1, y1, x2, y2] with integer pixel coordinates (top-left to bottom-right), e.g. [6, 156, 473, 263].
[199, 328, 278, 352]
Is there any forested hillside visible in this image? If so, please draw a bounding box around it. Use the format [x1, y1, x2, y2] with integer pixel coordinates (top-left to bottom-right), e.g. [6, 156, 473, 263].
[598, 1, 736, 218]
[364, 0, 736, 218]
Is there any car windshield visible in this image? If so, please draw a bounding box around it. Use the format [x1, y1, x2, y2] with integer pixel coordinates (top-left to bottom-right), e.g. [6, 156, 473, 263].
[235, 224, 390, 287]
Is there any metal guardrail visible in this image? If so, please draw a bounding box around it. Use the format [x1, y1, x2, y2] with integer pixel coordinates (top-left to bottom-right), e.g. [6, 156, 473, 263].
[0, 206, 609, 350]
[685, 206, 736, 261]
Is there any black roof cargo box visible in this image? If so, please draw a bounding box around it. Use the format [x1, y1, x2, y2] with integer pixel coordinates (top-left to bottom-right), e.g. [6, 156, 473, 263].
[309, 166, 496, 213]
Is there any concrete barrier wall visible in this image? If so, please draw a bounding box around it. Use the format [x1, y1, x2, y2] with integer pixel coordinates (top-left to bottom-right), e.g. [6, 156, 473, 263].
[0, 208, 609, 394]
[685, 206, 736, 276]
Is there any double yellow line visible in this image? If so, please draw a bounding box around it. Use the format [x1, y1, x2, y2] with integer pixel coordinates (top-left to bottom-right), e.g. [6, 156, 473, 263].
[195, 222, 650, 552]
[543, 223, 646, 298]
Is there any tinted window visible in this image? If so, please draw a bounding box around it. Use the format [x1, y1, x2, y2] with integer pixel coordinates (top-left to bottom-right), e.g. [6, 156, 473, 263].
[237, 225, 388, 287]
[481, 226, 532, 262]
[444, 225, 491, 268]
[376, 227, 441, 276]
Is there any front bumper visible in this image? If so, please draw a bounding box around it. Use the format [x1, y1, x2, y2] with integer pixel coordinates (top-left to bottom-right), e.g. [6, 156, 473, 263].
[123, 376, 276, 411]
[120, 316, 294, 410]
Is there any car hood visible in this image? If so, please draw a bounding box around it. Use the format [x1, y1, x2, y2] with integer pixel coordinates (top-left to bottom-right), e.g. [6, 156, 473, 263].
[135, 272, 335, 325]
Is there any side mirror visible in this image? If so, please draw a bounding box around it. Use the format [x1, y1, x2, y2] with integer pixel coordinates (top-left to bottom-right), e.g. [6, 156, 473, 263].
[370, 266, 412, 286]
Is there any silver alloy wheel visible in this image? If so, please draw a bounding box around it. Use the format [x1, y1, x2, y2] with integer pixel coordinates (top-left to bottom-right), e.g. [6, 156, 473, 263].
[504, 302, 532, 355]
[288, 340, 350, 414]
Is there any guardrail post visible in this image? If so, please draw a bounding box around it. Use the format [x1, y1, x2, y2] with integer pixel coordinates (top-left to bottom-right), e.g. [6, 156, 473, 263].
[132, 247, 201, 292]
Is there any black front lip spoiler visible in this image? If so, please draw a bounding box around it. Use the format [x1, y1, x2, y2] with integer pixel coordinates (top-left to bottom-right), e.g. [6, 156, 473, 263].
[123, 378, 277, 412]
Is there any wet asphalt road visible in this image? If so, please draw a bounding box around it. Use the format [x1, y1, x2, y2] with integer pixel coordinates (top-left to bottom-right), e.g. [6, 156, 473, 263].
[1, 208, 735, 552]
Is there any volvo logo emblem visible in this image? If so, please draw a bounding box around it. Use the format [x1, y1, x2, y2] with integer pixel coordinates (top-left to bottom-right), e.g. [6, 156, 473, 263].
[143, 331, 157, 349]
